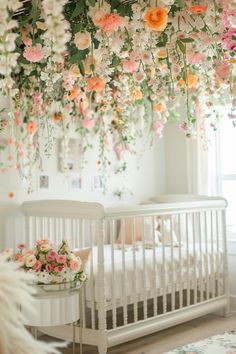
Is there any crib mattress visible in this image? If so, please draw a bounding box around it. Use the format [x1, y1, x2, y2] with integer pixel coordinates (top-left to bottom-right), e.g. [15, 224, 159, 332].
[85, 244, 223, 303]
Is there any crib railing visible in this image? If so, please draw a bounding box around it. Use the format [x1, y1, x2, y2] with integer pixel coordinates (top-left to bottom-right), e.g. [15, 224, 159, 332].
[22, 196, 229, 334]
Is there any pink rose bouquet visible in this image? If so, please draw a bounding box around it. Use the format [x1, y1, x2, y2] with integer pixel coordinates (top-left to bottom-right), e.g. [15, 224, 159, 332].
[3, 240, 87, 285]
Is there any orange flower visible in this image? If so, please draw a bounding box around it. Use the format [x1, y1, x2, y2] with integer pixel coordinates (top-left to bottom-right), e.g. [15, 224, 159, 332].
[189, 5, 208, 14]
[27, 121, 37, 134]
[154, 102, 166, 113]
[144, 7, 168, 31]
[230, 58, 236, 64]
[8, 192, 14, 199]
[179, 72, 198, 88]
[53, 112, 64, 121]
[87, 77, 106, 92]
[68, 87, 79, 100]
[157, 49, 167, 58]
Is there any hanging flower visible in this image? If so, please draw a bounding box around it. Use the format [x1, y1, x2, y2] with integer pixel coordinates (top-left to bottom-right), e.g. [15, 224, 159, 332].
[179, 72, 198, 89]
[74, 31, 91, 50]
[95, 12, 125, 35]
[123, 60, 139, 73]
[189, 5, 208, 14]
[86, 77, 106, 92]
[26, 121, 38, 134]
[144, 7, 168, 31]
[23, 44, 45, 63]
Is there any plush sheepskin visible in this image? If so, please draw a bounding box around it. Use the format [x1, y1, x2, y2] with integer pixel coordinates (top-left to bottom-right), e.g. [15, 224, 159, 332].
[0, 254, 66, 354]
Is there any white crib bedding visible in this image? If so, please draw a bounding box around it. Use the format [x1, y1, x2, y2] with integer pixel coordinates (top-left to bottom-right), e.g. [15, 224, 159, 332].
[85, 244, 223, 303]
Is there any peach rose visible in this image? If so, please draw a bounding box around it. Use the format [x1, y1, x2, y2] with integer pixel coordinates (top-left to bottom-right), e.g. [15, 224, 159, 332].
[144, 7, 168, 31]
[87, 76, 106, 92]
[123, 60, 139, 73]
[74, 31, 91, 50]
[24, 254, 37, 268]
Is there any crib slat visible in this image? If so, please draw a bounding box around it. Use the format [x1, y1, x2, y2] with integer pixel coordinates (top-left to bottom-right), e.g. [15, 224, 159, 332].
[216, 211, 220, 296]
[210, 211, 215, 298]
[186, 214, 190, 307]
[132, 218, 138, 323]
[142, 217, 148, 320]
[199, 212, 204, 302]
[111, 220, 117, 329]
[161, 216, 167, 314]
[204, 212, 210, 300]
[121, 219, 128, 326]
[90, 221, 96, 330]
[178, 214, 183, 309]
[170, 215, 175, 311]
[152, 216, 157, 317]
[192, 213, 197, 304]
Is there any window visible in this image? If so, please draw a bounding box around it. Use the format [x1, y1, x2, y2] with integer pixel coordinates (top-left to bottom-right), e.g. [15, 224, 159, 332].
[219, 116, 236, 235]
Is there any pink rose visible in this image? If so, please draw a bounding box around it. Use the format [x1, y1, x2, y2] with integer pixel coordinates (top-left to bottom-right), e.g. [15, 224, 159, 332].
[17, 243, 27, 249]
[39, 243, 51, 252]
[14, 253, 24, 262]
[56, 255, 67, 265]
[46, 250, 58, 262]
[70, 259, 81, 271]
[34, 260, 43, 271]
[45, 264, 53, 272]
[36, 239, 49, 245]
[54, 266, 63, 273]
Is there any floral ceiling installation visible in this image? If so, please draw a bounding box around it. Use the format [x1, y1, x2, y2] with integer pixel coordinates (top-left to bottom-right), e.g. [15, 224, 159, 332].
[0, 0, 236, 191]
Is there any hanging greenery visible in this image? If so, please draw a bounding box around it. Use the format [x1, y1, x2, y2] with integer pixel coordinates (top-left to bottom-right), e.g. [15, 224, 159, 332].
[0, 0, 235, 191]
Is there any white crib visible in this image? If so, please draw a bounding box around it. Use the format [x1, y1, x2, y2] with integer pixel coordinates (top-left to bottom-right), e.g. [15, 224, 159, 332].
[21, 195, 229, 354]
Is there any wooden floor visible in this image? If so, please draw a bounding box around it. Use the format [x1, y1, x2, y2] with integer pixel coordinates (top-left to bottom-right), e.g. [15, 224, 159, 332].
[42, 313, 236, 354]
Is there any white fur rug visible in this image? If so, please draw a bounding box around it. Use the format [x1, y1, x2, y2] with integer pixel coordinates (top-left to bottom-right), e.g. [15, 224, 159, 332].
[0, 254, 67, 354]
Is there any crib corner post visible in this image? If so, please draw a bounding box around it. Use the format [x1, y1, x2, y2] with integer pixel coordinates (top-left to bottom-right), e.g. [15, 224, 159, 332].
[96, 218, 107, 332]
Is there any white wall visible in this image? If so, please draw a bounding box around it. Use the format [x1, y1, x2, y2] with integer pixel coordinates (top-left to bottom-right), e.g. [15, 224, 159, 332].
[165, 123, 188, 194]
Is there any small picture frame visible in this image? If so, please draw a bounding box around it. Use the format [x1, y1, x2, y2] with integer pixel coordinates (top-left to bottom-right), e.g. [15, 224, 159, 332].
[69, 176, 82, 191]
[91, 175, 104, 191]
[38, 174, 49, 190]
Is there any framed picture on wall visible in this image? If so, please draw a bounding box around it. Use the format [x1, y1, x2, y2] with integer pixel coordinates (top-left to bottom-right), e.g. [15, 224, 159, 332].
[91, 175, 104, 191]
[69, 176, 82, 191]
[38, 174, 49, 190]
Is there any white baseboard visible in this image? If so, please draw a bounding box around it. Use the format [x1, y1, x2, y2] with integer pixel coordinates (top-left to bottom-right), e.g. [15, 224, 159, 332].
[230, 295, 236, 313]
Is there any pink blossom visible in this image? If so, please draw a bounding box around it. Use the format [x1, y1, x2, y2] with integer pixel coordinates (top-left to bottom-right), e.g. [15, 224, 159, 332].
[46, 264, 53, 272]
[123, 60, 139, 73]
[215, 62, 230, 79]
[22, 36, 32, 46]
[23, 44, 45, 63]
[36, 239, 49, 245]
[14, 253, 24, 262]
[46, 250, 58, 262]
[7, 137, 14, 145]
[70, 259, 81, 271]
[82, 118, 95, 129]
[34, 260, 43, 271]
[114, 144, 127, 160]
[130, 51, 141, 61]
[153, 121, 164, 138]
[54, 266, 63, 273]
[135, 71, 146, 82]
[17, 243, 27, 249]
[179, 123, 188, 133]
[24, 249, 34, 255]
[187, 51, 206, 65]
[98, 13, 125, 35]
[56, 254, 67, 265]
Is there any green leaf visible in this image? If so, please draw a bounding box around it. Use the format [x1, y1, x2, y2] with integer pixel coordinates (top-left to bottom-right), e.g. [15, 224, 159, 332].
[181, 38, 195, 43]
[71, 3, 85, 19]
[177, 39, 186, 54]
[78, 61, 85, 76]
[176, 0, 185, 8]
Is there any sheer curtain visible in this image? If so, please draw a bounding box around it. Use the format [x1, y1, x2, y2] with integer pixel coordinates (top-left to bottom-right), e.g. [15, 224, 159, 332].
[186, 103, 221, 196]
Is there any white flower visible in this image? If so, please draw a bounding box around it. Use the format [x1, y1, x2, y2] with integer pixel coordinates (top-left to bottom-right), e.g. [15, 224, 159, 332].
[74, 31, 91, 50]
[24, 254, 37, 268]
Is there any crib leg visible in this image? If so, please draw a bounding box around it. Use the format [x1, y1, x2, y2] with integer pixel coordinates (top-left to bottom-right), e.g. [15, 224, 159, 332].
[98, 344, 107, 354]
